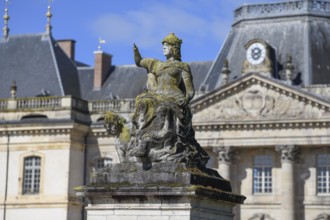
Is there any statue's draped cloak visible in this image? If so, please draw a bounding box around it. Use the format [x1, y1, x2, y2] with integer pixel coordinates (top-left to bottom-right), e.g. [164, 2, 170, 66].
[126, 58, 209, 166]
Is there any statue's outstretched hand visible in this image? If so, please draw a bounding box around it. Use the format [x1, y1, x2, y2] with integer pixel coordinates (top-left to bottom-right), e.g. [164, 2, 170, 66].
[133, 43, 139, 52]
[133, 43, 142, 65]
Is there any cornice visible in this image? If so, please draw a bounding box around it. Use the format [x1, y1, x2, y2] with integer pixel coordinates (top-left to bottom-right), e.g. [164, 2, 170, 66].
[0, 126, 89, 136]
[193, 120, 330, 132]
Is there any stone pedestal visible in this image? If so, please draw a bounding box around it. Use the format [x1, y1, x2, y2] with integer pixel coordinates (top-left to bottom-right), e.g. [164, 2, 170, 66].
[76, 163, 245, 220]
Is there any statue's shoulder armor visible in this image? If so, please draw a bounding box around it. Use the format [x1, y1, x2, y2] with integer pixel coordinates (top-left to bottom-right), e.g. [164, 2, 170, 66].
[174, 62, 190, 72]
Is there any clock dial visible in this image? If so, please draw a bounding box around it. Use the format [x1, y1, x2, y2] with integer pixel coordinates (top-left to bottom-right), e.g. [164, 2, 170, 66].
[246, 43, 266, 65]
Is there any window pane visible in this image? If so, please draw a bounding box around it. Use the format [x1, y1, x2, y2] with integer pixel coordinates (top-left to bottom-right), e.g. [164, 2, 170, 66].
[253, 155, 273, 194]
[317, 154, 330, 194]
[23, 156, 41, 194]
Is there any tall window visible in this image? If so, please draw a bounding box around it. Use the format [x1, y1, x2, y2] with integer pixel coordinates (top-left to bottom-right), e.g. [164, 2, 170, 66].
[317, 154, 330, 194]
[253, 155, 272, 193]
[23, 156, 41, 194]
[96, 157, 112, 169]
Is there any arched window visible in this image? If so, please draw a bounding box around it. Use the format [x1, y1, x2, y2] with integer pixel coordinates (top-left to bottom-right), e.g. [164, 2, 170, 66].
[23, 156, 41, 194]
[317, 154, 330, 194]
[253, 155, 273, 194]
[96, 157, 113, 170]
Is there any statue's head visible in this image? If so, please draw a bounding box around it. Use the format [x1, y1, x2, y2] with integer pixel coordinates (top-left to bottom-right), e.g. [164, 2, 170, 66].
[104, 111, 126, 135]
[162, 33, 182, 61]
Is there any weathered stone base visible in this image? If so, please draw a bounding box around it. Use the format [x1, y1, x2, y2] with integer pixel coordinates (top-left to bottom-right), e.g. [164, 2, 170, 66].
[85, 193, 236, 220]
[76, 163, 245, 220]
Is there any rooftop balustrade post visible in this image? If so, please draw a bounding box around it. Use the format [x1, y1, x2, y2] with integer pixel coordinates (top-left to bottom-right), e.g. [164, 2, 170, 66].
[61, 96, 73, 108]
[7, 99, 17, 110]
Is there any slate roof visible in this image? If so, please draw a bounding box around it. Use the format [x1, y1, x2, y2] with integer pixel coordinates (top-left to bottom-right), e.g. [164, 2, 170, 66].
[0, 32, 211, 101]
[78, 61, 212, 100]
[0, 33, 80, 98]
[78, 65, 147, 100]
[200, 0, 330, 92]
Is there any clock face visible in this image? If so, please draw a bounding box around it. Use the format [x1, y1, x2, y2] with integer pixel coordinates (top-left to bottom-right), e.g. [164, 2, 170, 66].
[246, 42, 266, 65]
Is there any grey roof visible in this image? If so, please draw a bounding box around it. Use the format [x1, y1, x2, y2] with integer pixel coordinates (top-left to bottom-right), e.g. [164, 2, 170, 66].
[78, 61, 212, 100]
[0, 32, 211, 100]
[200, 0, 330, 92]
[0, 33, 80, 98]
[79, 65, 147, 100]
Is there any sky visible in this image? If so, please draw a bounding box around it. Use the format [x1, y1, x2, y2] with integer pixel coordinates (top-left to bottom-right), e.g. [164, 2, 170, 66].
[4, 0, 281, 66]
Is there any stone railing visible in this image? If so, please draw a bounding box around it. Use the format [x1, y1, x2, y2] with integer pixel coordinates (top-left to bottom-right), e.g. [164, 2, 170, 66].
[89, 99, 136, 113]
[16, 97, 62, 110]
[0, 96, 135, 114]
[234, 0, 330, 23]
[0, 99, 8, 111]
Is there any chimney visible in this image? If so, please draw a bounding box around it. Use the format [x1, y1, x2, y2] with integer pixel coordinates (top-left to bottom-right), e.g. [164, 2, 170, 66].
[94, 51, 112, 90]
[57, 39, 76, 60]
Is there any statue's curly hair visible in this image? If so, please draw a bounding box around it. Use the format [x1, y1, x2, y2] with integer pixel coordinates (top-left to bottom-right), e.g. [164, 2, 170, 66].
[171, 46, 182, 61]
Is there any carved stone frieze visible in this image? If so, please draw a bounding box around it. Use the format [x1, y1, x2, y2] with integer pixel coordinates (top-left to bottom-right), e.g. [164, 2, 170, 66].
[194, 83, 326, 121]
[276, 145, 300, 163]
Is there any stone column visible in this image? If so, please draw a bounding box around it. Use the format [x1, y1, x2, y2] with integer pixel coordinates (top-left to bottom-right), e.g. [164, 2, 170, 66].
[276, 145, 300, 220]
[217, 147, 241, 220]
[217, 146, 235, 181]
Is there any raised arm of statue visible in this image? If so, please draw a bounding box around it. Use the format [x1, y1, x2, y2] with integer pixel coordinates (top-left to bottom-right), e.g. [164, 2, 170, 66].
[133, 43, 142, 67]
[133, 43, 159, 74]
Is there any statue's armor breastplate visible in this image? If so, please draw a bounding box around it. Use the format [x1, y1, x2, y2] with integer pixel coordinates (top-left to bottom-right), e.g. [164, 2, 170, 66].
[155, 63, 183, 101]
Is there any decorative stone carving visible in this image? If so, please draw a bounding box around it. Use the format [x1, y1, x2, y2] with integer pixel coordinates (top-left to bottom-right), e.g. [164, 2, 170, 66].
[276, 145, 300, 163]
[194, 83, 325, 121]
[217, 146, 236, 163]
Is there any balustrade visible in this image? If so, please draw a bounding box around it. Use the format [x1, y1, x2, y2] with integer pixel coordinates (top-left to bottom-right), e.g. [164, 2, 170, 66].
[234, 0, 330, 23]
[0, 96, 135, 114]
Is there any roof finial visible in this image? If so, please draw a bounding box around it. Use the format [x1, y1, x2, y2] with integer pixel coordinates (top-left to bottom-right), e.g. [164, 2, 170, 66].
[98, 37, 106, 51]
[284, 55, 294, 85]
[45, 0, 53, 34]
[221, 59, 231, 85]
[285, 55, 294, 77]
[3, 0, 10, 39]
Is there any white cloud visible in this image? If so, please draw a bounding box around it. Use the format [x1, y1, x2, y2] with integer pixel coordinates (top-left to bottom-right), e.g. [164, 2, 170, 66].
[87, 0, 281, 63]
[89, 1, 230, 51]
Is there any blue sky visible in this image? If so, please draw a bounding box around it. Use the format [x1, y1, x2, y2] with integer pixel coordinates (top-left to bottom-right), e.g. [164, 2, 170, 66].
[4, 0, 280, 66]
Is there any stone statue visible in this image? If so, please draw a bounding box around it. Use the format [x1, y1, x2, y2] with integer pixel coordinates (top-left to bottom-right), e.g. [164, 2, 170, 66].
[82, 34, 245, 220]
[105, 33, 209, 167]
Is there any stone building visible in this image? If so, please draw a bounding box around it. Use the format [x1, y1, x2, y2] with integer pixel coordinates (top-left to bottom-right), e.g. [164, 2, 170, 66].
[0, 0, 330, 220]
